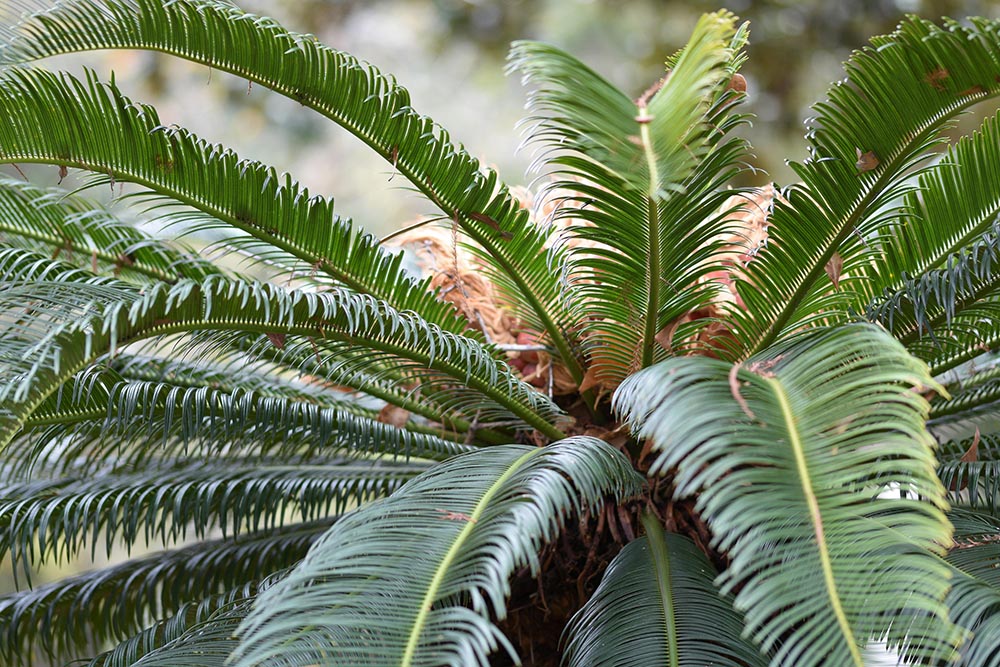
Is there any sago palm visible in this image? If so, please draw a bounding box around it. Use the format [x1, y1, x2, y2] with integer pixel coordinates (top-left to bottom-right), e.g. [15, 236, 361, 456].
[1, 1, 999, 665]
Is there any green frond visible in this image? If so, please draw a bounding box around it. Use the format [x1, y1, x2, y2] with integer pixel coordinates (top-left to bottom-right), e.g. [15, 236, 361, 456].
[106, 353, 369, 408]
[0, 519, 327, 665]
[0, 457, 419, 579]
[731, 16, 1000, 358]
[0, 270, 566, 451]
[227, 334, 510, 445]
[85, 584, 260, 667]
[509, 14, 748, 382]
[0, 177, 218, 284]
[929, 362, 1000, 442]
[859, 112, 1000, 304]
[10, 365, 467, 478]
[938, 434, 1000, 511]
[563, 515, 766, 667]
[0, 64, 470, 334]
[944, 508, 1000, 666]
[864, 220, 1000, 361]
[614, 324, 958, 666]
[0, 0, 585, 381]
[111, 593, 255, 667]
[232, 438, 643, 667]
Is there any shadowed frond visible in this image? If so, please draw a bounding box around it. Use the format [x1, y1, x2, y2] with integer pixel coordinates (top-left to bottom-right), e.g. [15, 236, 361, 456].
[930, 362, 1000, 442]
[731, 16, 1000, 358]
[232, 438, 643, 667]
[0, 0, 586, 381]
[119, 594, 255, 667]
[0, 519, 327, 665]
[563, 514, 766, 667]
[863, 219, 1000, 364]
[615, 324, 958, 666]
[938, 434, 1000, 512]
[9, 365, 467, 478]
[944, 508, 1000, 666]
[84, 584, 260, 667]
[0, 457, 419, 579]
[509, 14, 748, 383]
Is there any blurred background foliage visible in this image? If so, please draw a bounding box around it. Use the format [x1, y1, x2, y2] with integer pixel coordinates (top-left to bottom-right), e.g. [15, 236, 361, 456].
[4, 0, 1000, 620]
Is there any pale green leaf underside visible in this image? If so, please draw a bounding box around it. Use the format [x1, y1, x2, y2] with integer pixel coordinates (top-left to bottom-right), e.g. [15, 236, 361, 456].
[615, 324, 958, 665]
[563, 517, 767, 667]
[233, 438, 643, 667]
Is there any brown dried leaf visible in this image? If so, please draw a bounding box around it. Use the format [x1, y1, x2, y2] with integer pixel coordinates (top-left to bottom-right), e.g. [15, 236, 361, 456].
[468, 212, 513, 240]
[266, 332, 286, 350]
[377, 404, 411, 428]
[729, 363, 756, 420]
[855, 148, 880, 173]
[578, 366, 601, 394]
[925, 66, 950, 90]
[654, 319, 682, 353]
[728, 73, 747, 93]
[951, 427, 980, 492]
[961, 428, 981, 463]
[825, 252, 844, 290]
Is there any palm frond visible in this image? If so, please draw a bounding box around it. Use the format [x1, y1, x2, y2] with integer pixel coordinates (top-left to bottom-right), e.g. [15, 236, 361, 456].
[0, 519, 327, 665]
[615, 324, 958, 666]
[0, 457, 418, 579]
[944, 507, 1000, 666]
[0, 177, 217, 284]
[9, 365, 466, 478]
[563, 514, 766, 667]
[0, 269, 566, 451]
[0, 0, 586, 381]
[863, 219, 1000, 363]
[0, 65, 470, 334]
[509, 15, 747, 383]
[858, 111, 1000, 305]
[231, 437, 643, 667]
[731, 16, 1000, 358]
[937, 434, 1000, 512]
[85, 584, 260, 667]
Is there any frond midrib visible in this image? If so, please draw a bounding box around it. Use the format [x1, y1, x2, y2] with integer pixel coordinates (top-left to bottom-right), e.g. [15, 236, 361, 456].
[0, 218, 179, 283]
[9, 36, 586, 386]
[401, 447, 540, 667]
[765, 373, 863, 665]
[745, 91, 997, 359]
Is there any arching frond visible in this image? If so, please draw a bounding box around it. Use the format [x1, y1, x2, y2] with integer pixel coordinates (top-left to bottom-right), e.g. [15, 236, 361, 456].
[858, 111, 1000, 304]
[232, 438, 643, 667]
[509, 14, 749, 383]
[0, 457, 418, 578]
[84, 584, 260, 667]
[731, 16, 1000, 358]
[0, 65, 470, 334]
[615, 324, 958, 666]
[945, 508, 1000, 666]
[9, 366, 466, 479]
[0, 0, 585, 381]
[864, 220, 1000, 363]
[0, 270, 566, 452]
[0, 519, 328, 665]
[0, 177, 217, 284]
[563, 514, 766, 667]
